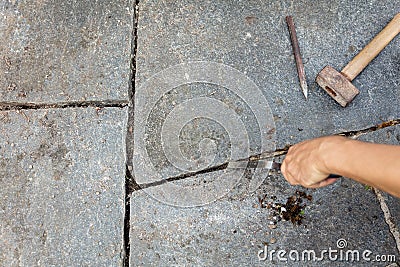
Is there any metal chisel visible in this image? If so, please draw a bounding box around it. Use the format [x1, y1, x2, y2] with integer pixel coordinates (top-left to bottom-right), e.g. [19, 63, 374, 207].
[228, 159, 340, 178]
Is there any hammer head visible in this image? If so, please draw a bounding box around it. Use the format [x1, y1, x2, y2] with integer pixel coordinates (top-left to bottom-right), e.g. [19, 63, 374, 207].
[316, 66, 359, 107]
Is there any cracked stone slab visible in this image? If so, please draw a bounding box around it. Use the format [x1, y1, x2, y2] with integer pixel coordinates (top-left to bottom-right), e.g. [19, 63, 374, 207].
[358, 125, 400, 230]
[0, 107, 128, 266]
[130, 176, 398, 266]
[0, 0, 133, 104]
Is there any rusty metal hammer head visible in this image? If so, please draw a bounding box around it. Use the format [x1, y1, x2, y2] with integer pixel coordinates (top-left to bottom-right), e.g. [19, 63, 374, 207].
[316, 66, 359, 107]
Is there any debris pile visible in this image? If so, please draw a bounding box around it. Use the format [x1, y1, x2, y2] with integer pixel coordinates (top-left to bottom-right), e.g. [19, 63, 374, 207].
[258, 190, 312, 226]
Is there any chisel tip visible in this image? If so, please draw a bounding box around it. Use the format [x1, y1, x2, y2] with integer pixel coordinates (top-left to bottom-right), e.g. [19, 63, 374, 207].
[301, 80, 308, 99]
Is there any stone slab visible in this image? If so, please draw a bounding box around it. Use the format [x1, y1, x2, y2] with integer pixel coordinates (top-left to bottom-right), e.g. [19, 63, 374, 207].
[135, 0, 399, 153]
[0, 107, 128, 266]
[130, 0, 399, 265]
[130, 128, 399, 265]
[133, 63, 277, 196]
[130, 176, 398, 266]
[0, 0, 133, 104]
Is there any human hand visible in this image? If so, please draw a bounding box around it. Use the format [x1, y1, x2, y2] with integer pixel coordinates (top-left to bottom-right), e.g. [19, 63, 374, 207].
[281, 136, 346, 188]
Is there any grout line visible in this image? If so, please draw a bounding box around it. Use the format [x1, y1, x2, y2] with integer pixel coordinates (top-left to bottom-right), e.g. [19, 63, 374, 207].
[0, 100, 129, 111]
[137, 162, 229, 190]
[337, 119, 400, 139]
[373, 188, 400, 255]
[123, 1, 140, 266]
[122, 168, 131, 266]
[130, 118, 400, 191]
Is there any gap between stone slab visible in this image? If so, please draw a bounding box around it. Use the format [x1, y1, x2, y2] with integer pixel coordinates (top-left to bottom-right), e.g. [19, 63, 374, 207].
[373, 188, 400, 255]
[0, 100, 129, 111]
[128, 118, 400, 192]
[123, 0, 140, 266]
[338, 119, 400, 139]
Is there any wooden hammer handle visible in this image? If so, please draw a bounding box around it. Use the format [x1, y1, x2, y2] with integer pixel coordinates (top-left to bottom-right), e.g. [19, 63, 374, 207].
[341, 13, 400, 81]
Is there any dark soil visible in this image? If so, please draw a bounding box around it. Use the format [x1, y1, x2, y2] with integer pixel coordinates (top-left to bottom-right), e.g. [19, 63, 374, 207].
[258, 190, 313, 225]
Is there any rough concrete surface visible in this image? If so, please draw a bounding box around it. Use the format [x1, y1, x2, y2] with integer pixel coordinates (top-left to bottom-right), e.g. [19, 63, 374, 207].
[135, 0, 399, 149]
[0, 0, 399, 266]
[0, 0, 133, 104]
[130, 178, 398, 266]
[130, 0, 400, 266]
[0, 107, 128, 266]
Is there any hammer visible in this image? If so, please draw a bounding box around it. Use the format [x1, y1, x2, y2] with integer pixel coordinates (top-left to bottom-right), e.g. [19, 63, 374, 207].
[316, 13, 400, 107]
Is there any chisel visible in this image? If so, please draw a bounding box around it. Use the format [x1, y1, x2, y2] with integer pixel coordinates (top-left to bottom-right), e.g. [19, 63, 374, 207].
[286, 15, 308, 99]
[228, 159, 341, 178]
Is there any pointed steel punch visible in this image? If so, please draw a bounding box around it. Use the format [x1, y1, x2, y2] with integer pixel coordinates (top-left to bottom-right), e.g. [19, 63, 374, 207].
[286, 16, 308, 99]
[228, 158, 340, 179]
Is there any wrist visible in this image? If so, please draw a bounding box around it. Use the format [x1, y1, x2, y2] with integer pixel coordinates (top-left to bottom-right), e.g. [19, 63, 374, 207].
[319, 136, 351, 176]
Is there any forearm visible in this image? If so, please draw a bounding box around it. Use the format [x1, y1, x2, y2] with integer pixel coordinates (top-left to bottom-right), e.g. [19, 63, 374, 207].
[325, 138, 400, 197]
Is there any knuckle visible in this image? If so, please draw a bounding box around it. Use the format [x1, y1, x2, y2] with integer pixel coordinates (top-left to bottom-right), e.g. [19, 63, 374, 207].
[283, 154, 292, 162]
